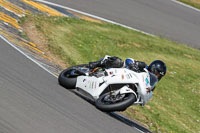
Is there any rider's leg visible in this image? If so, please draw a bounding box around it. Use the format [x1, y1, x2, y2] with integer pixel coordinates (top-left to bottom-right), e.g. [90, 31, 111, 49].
[89, 55, 124, 69]
[89, 55, 111, 69]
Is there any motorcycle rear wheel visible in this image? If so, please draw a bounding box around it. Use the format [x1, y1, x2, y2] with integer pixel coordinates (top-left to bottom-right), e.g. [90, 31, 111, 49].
[95, 92, 136, 112]
[58, 64, 88, 89]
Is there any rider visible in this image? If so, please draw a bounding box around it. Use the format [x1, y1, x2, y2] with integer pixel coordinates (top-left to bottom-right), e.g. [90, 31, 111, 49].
[89, 55, 167, 91]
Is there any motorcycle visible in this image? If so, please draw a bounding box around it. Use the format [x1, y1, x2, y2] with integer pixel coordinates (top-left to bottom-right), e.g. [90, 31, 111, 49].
[58, 64, 157, 112]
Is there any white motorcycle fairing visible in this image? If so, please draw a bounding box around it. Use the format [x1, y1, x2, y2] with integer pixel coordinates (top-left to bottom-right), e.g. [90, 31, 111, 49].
[76, 68, 153, 105]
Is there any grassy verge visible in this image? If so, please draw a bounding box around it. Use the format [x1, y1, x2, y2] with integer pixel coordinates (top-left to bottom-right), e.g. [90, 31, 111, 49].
[178, 0, 200, 10]
[20, 14, 200, 133]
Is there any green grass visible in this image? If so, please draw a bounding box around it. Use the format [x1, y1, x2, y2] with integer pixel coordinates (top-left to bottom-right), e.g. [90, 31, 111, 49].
[178, 0, 200, 10]
[21, 15, 200, 133]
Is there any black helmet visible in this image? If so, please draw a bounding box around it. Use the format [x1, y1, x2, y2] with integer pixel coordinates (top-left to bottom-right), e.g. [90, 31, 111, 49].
[148, 60, 167, 81]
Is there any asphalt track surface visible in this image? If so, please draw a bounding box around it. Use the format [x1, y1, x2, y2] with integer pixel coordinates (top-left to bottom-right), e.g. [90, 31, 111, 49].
[43, 0, 200, 49]
[1, 1, 199, 132]
[0, 38, 144, 133]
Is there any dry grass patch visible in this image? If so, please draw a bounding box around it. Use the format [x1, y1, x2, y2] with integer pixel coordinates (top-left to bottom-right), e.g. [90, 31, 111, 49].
[22, 20, 68, 68]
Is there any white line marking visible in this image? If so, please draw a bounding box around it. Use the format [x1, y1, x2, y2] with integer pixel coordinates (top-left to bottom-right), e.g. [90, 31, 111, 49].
[171, 0, 200, 13]
[1, 35, 147, 132]
[33, 0, 154, 36]
[0, 35, 58, 78]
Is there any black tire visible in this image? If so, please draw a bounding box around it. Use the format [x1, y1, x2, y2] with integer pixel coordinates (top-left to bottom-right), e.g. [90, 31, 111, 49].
[95, 93, 136, 112]
[58, 64, 88, 89]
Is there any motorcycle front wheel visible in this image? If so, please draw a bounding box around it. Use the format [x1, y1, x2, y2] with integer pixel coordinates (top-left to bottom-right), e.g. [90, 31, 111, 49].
[95, 92, 136, 112]
[58, 64, 89, 89]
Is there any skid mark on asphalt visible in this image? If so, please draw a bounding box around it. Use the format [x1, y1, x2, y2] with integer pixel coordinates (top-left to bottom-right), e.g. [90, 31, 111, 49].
[21, 0, 64, 16]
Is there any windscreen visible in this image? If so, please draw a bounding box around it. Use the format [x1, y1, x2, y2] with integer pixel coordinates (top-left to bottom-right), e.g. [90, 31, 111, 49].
[149, 72, 158, 89]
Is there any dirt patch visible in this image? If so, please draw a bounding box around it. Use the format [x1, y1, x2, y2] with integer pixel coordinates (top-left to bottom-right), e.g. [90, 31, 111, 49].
[21, 20, 68, 69]
[189, 0, 200, 4]
[184, 54, 194, 59]
[133, 43, 142, 48]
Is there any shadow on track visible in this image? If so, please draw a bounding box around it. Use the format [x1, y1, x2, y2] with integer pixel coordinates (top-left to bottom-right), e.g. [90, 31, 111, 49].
[69, 89, 152, 133]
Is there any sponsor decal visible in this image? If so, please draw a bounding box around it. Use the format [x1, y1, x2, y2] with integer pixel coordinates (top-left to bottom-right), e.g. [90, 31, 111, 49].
[94, 82, 96, 88]
[88, 81, 97, 89]
[145, 77, 149, 85]
[126, 73, 132, 79]
[121, 74, 124, 80]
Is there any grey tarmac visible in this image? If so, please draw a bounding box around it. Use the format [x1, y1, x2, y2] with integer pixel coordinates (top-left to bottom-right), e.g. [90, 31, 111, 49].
[43, 0, 200, 49]
[0, 38, 142, 133]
